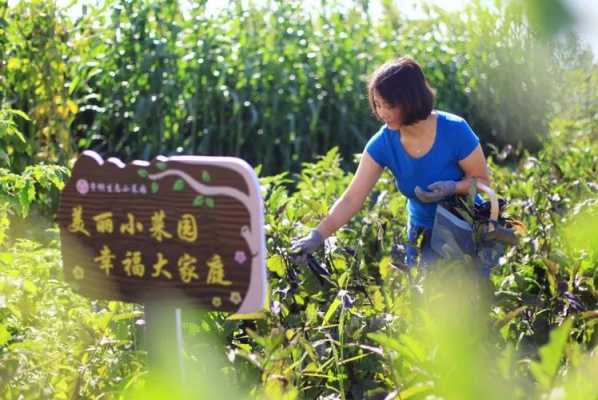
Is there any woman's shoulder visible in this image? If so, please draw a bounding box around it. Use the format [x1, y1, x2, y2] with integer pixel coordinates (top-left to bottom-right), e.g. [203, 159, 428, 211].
[436, 111, 472, 138]
[370, 124, 391, 139]
[365, 124, 393, 168]
[436, 110, 467, 125]
[436, 110, 479, 150]
[365, 124, 390, 147]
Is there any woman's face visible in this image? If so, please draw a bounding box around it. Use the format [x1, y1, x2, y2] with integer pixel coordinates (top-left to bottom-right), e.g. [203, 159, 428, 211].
[373, 91, 401, 128]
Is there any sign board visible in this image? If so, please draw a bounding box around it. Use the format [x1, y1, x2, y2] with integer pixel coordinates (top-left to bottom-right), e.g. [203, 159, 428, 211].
[57, 150, 266, 314]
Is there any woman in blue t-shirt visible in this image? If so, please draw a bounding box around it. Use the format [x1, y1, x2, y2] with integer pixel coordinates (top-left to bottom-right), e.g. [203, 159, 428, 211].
[292, 56, 491, 267]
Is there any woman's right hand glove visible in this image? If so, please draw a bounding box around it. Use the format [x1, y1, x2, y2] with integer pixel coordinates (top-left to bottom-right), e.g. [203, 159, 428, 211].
[290, 228, 324, 265]
[414, 180, 457, 203]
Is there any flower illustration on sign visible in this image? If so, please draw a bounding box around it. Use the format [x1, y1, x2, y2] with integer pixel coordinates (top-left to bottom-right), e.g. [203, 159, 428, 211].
[234, 250, 247, 264]
[76, 179, 89, 195]
[230, 291, 242, 305]
[73, 265, 85, 280]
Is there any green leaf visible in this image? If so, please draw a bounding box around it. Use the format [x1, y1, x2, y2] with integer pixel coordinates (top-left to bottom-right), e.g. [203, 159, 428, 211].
[206, 198, 215, 208]
[12, 129, 26, 143]
[388, 196, 403, 218]
[322, 297, 341, 326]
[563, 202, 598, 258]
[368, 332, 426, 365]
[372, 287, 385, 312]
[530, 318, 573, 388]
[331, 255, 347, 271]
[173, 179, 185, 191]
[137, 169, 148, 178]
[305, 302, 318, 325]
[0, 252, 13, 265]
[399, 335, 427, 363]
[17, 180, 35, 217]
[8, 109, 30, 121]
[151, 182, 159, 193]
[293, 294, 305, 305]
[266, 254, 286, 277]
[395, 381, 434, 399]
[202, 170, 211, 182]
[368, 332, 401, 352]
[192, 195, 204, 207]
[23, 279, 38, 295]
[156, 162, 167, 171]
[379, 256, 392, 280]
[499, 323, 510, 341]
[0, 324, 11, 346]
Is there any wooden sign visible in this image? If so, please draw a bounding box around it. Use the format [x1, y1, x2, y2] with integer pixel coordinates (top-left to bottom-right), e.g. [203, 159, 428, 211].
[57, 150, 266, 314]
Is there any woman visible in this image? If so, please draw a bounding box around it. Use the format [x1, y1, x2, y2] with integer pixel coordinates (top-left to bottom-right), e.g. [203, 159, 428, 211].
[291, 57, 491, 268]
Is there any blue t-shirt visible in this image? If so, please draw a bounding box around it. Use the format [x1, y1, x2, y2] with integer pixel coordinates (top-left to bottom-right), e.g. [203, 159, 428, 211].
[365, 110, 480, 228]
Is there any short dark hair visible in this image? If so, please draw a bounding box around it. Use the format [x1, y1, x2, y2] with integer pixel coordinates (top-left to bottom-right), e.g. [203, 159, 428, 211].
[367, 57, 436, 126]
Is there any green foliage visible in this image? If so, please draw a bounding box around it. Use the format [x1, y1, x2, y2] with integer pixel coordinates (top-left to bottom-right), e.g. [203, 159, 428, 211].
[0, 164, 69, 218]
[530, 318, 573, 390]
[0, 162, 69, 247]
[0, 106, 29, 169]
[523, 0, 575, 39]
[1, 0, 594, 174]
[0, 0, 79, 169]
[0, 1, 597, 398]
[0, 104, 71, 246]
[563, 201, 598, 259]
[0, 114, 596, 398]
[0, 238, 144, 398]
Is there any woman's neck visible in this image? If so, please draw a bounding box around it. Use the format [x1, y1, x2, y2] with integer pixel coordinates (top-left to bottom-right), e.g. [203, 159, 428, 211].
[396, 111, 436, 138]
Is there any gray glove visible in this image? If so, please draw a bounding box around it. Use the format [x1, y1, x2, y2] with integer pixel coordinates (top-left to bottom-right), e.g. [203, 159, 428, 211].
[290, 228, 324, 264]
[414, 180, 457, 203]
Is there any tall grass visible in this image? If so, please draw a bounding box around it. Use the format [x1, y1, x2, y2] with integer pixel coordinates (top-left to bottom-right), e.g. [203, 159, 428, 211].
[0, 0, 594, 176]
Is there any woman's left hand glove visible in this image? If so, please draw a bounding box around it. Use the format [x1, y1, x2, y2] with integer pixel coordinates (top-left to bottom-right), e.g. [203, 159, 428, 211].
[414, 180, 456, 203]
[290, 228, 324, 265]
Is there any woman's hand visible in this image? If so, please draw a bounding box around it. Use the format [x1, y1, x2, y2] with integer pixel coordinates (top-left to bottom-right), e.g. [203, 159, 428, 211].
[290, 228, 325, 264]
[414, 180, 457, 203]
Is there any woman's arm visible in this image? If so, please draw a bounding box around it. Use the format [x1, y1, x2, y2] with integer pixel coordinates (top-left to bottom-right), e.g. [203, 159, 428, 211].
[456, 144, 491, 194]
[317, 152, 384, 238]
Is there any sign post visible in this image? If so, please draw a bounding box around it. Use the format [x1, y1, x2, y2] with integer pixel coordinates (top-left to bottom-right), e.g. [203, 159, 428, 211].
[143, 300, 186, 387]
[57, 150, 267, 385]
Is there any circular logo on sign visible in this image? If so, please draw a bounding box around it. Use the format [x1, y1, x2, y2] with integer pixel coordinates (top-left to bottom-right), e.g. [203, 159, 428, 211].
[76, 179, 89, 195]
